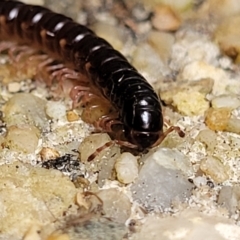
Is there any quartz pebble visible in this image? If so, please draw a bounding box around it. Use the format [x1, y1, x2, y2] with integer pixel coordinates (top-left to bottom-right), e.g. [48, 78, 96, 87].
[218, 185, 240, 215]
[160, 78, 213, 105]
[172, 90, 209, 116]
[131, 148, 193, 210]
[4, 125, 40, 154]
[66, 110, 79, 122]
[132, 42, 170, 85]
[179, 61, 240, 96]
[48, 216, 127, 240]
[205, 107, 231, 131]
[79, 133, 112, 163]
[7, 82, 21, 93]
[226, 118, 240, 134]
[97, 188, 132, 223]
[92, 22, 125, 52]
[200, 156, 229, 183]
[152, 4, 181, 31]
[0, 161, 78, 238]
[132, 209, 240, 240]
[211, 95, 240, 109]
[3, 93, 48, 130]
[199, 0, 240, 19]
[40, 147, 60, 161]
[214, 15, 240, 61]
[147, 31, 174, 64]
[115, 152, 138, 184]
[23, 224, 42, 240]
[196, 129, 217, 151]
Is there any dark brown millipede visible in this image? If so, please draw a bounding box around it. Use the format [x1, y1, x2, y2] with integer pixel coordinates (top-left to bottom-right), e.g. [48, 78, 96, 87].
[0, 0, 184, 152]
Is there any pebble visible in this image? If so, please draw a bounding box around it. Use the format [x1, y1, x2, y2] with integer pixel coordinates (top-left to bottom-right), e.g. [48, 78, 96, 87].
[196, 129, 217, 152]
[22, 0, 44, 5]
[4, 125, 40, 154]
[92, 22, 125, 52]
[172, 90, 209, 116]
[45, 0, 81, 20]
[49, 215, 127, 240]
[205, 107, 231, 131]
[200, 156, 229, 183]
[79, 133, 112, 163]
[131, 148, 193, 210]
[214, 15, 240, 63]
[170, 32, 221, 72]
[211, 95, 240, 109]
[47, 233, 70, 240]
[179, 61, 239, 96]
[115, 152, 139, 184]
[66, 110, 79, 122]
[78, 133, 120, 187]
[0, 161, 78, 238]
[199, 0, 240, 19]
[97, 188, 132, 223]
[132, 42, 170, 85]
[23, 224, 42, 240]
[3, 93, 49, 130]
[39, 147, 60, 161]
[147, 30, 175, 64]
[152, 4, 181, 31]
[226, 118, 240, 134]
[160, 78, 213, 105]
[132, 209, 240, 240]
[218, 185, 240, 215]
[7, 82, 21, 93]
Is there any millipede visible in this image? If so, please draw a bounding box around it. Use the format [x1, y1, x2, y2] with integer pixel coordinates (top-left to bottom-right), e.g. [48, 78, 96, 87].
[0, 0, 184, 152]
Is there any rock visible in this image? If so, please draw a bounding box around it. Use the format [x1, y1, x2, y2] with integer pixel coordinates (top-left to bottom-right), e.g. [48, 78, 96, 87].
[97, 188, 132, 223]
[79, 133, 112, 163]
[211, 95, 240, 109]
[115, 152, 139, 184]
[7, 82, 21, 93]
[199, 0, 240, 19]
[226, 118, 240, 134]
[48, 215, 127, 240]
[132, 209, 240, 240]
[3, 93, 49, 131]
[172, 90, 209, 116]
[0, 161, 78, 239]
[218, 185, 240, 215]
[200, 156, 229, 183]
[196, 129, 217, 152]
[147, 31, 175, 64]
[131, 148, 193, 210]
[132, 42, 170, 85]
[152, 4, 181, 31]
[205, 107, 231, 131]
[4, 125, 40, 154]
[92, 22, 125, 52]
[179, 61, 240, 96]
[66, 110, 79, 122]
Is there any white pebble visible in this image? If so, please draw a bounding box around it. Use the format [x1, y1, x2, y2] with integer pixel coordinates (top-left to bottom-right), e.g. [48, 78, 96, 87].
[7, 82, 21, 93]
[196, 129, 217, 151]
[212, 95, 240, 109]
[115, 152, 138, 184]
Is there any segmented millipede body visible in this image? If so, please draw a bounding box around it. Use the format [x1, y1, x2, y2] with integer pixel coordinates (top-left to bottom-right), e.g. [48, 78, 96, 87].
[0, 0, 165, 151]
